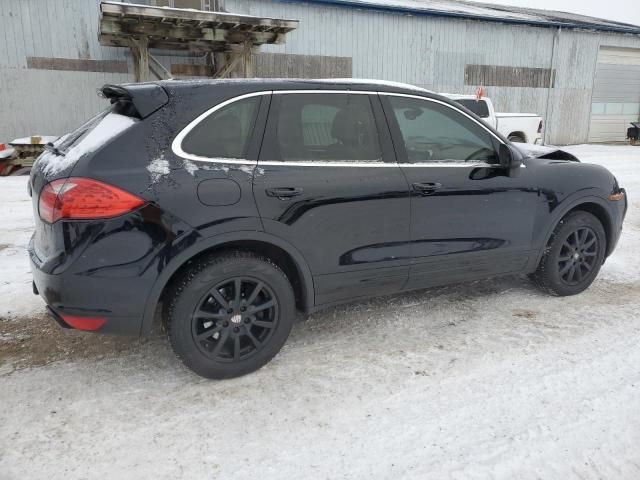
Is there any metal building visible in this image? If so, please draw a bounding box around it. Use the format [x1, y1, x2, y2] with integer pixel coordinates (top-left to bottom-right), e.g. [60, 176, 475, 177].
[1, 0, 640, 145]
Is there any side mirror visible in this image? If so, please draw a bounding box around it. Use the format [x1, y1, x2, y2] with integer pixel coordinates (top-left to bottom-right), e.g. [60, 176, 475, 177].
[499, 143, 522, 169]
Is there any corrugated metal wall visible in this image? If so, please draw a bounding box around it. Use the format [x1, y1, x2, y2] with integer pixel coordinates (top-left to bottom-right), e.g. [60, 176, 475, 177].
[589, 47, 640, 142]
[1, 0, 640, 144]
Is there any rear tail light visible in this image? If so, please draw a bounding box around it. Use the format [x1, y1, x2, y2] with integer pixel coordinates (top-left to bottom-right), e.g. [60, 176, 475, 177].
[538, 120, 543, 134]
[38, 177, 145, 223]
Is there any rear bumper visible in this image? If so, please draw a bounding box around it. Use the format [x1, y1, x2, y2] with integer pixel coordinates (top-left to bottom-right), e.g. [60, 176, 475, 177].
[29, 241, 145, 335]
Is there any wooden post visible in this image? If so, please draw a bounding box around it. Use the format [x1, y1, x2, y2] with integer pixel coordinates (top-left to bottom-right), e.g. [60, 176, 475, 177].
[243, 41, 253, 78]
[214, 51, 228, 78]
[130, 37, 150, 82]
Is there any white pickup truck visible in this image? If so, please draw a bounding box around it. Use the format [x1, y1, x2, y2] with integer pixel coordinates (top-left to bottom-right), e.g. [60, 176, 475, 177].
[443, 94, 543, 144]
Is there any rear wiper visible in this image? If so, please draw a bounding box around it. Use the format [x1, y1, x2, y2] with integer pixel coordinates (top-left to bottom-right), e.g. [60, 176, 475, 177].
[44, 142, 64, 156]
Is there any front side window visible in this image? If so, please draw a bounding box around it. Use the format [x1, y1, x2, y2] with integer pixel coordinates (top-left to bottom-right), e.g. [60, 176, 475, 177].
[273, 93, 382, 162]
[182, 96, 260, 158]
[388, 96, 498, 164]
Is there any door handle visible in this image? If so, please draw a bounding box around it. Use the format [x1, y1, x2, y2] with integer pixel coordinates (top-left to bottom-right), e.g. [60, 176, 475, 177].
[266, 187, 303, 199]
[412, 182, 442, 195]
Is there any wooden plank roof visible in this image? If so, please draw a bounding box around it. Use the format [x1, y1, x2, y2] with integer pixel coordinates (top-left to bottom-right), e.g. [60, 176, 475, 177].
[98, 1, 299, 51]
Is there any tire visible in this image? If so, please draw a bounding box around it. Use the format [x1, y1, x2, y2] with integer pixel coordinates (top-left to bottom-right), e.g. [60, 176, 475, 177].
[167, 251, 296, 379]
[508, 134, 526, 143]
[531, 211, 606, 296]
[631, 138, 638, 146]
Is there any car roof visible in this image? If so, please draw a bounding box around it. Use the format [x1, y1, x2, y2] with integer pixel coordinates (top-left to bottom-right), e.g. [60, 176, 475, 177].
[157, 77, 434, 96]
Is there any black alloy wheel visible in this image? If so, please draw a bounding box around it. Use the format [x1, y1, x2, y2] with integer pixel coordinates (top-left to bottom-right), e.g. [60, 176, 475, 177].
[531, 211, 606, 296]
[168, 251, 296, 379]
[192, 277, 279, 362]
[557, 227, 599, 286]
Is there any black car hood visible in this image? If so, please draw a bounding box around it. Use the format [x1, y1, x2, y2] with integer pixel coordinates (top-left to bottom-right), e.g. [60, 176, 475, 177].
[513, 143, 580, 162]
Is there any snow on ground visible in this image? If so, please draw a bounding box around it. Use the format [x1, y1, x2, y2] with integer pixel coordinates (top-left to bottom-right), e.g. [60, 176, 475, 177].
[0, 178, 43, 319]
[0, 145, 639, 479]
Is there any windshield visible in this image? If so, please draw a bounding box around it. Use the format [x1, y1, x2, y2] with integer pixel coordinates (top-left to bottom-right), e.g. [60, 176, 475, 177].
[455, 99, 490, 118]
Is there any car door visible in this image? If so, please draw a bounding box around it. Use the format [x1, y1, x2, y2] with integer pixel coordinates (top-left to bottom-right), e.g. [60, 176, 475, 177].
[380, 94, 539, 290]
[254, 91, 411, 306]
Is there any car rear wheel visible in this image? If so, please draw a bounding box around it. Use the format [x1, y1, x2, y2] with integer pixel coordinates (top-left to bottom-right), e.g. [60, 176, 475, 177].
[531, 211, 606, 296]
[508, 134, 526, 143]
[167, 251, 296, 379]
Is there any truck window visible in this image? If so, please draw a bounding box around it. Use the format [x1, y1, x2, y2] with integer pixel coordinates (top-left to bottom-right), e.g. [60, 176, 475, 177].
[455, 99, 490, 118]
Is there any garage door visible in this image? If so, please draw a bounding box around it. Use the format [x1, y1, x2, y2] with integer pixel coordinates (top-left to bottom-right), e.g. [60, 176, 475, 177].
[589, 47, 640, 143]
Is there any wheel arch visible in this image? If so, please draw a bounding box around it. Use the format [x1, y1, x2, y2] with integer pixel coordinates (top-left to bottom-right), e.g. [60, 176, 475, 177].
[533, 196, 614, 269]
[507, 131, 527, 142]
[140, 231, 315, 335]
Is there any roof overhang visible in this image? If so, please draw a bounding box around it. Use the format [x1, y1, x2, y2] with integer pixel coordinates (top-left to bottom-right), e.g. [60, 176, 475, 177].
[286, 0, 640, 35]
[98, 1, 299, 52]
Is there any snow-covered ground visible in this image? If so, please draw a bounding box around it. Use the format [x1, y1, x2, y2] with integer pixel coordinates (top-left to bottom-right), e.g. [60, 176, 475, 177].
[1, 145, 639, 479]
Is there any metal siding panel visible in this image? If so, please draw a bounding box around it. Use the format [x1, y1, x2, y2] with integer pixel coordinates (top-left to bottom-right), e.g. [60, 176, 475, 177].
[592, 65, 640, 102]
[4, 0, 640, 143]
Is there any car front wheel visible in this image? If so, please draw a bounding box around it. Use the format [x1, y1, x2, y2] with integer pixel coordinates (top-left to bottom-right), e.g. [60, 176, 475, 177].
[167, 251, 296, 379]
[531, 211, 606, 296]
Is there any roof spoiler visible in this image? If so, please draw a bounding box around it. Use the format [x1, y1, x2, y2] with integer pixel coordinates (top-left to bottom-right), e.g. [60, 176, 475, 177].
[99, 83, 169, 118]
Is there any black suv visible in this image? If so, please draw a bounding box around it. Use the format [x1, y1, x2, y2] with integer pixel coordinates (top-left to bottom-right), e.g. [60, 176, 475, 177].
[29, 79, 627, 378]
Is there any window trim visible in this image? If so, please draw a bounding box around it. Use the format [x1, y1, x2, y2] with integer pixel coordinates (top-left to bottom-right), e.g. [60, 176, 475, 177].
[171, 91, 269, 165]
[171, 89, 507, 168]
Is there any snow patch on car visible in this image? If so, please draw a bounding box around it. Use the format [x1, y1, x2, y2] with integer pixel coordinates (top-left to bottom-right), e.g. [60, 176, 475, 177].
[182, 159, 198, 175]
[147, 155, 171, 182]
[234, 164, 265, 176]
[36, 114, 137, 176]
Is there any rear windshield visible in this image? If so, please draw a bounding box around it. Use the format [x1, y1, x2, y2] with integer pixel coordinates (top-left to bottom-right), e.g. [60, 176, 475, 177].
[55, 108, 110, 153]
[455, 99, 490, 118]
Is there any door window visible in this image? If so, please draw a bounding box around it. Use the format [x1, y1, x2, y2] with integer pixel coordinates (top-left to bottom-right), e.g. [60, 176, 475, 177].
[270, 93, 382, 162]
[388, 96, 498, 164]
[182, 96, 260, 158]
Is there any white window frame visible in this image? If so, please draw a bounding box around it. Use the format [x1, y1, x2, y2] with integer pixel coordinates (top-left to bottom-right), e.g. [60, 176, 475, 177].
[172, 90, 510, 168]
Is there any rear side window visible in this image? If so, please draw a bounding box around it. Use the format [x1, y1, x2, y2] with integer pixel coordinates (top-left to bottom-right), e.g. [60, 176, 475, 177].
[455, 99, 490, 118]
[182, 96, 260, 158]
[268, 93, 382, 162]
[388, 96, 498, 164]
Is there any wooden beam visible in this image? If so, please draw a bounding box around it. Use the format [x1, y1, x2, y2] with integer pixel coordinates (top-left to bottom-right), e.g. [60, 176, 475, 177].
[214, 53, 243, 78]
[99, 19, 283, 47]
[100, 1, 299, 31]
[130, 37, 149, 82]
[101, 18, 227, 42]
[148, 53, 172, 80]
[243, 41, 253, 78]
